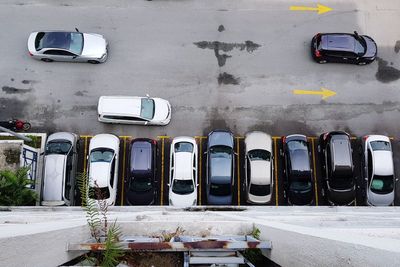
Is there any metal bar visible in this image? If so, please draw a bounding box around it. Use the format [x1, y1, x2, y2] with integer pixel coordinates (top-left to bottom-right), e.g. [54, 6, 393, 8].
[272, 137, 279, 206]
[189, 257, 245, 264]
[0, 126, 32, 142]
[236, 137, 242, 206]
[183, 252, 189, 267]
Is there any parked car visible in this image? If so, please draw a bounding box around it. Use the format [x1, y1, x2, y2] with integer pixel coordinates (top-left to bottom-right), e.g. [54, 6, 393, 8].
[87, 134, 120, 206]
[97, 95, 171, 126]
[125, 138, 157, 205]
[311, 31, 377, 65]
[361, 135, 396, 206]
[206, 130, 235, 205]
[318, 131, 356, 205]
[27, 29, 108, 63]
[282, 134, 313, 205]
[42, 132, 78, 206]
[244, 131, 273, 204]
[168, 137, 198, 207]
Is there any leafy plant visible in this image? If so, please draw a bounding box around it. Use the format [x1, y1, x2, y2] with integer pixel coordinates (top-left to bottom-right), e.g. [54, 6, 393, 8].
[242, 225, 264, 266]
[0, 167, 37, 206]
[161, 227, 185, 242]
[77, 172, 124, 266]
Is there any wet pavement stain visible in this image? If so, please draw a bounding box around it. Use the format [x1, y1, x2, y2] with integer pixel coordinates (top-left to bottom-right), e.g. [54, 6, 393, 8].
[218, 72, 240, 85]
[218, 25, 225, 32]
[74, 90, 88, 96]
[2, 86, 32, 94]
[21, 80, 36, 84]
[376, 58, 400, 83]
[0, 98, 28, 118]
[395, 40, 400, 53]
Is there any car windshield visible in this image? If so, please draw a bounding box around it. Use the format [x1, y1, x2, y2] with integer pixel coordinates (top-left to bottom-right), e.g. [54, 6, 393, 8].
[210, 182, 231, 196]
[130, 177, 152, 192]
[46, 141, 72, 155]
[90, 149, 114, 163]
[248, 149, 270, 161]
[175, 142, 193, 153]
[249, 184, 270, 196]
[371, 175, 394, 194]
[172, 179, 194, 195]
[89, 187, 110, 200]
[140, 98, 155, 120]
[35, 32, 83, 54]
[210, 146, 232, 158]
[290, 180, 312, 191]
[354, 36, 367, 55]
[370, 141, 391, 151]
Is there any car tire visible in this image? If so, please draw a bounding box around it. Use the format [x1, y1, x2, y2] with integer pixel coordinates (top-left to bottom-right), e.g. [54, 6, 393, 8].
[357, 61, 367, 65]
[318, 60, 327, 64]
[88, 60, 100, 64]
[41, 58, 53, 62]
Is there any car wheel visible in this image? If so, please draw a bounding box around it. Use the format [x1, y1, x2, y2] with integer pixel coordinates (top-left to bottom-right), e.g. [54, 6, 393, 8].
[41, 58, 53, 62]
[318, 60, 327, 64]
[358, 61, 367, 65]
[88, 60, 100, 64]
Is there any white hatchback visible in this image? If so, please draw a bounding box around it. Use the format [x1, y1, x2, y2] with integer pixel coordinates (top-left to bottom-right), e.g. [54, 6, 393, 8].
[98, 95, 171, 126]
[87, 134, 120, 206]
[244, 131, 273, 204]
[362, 135, 396, 206]
[168, 137, 198, 207]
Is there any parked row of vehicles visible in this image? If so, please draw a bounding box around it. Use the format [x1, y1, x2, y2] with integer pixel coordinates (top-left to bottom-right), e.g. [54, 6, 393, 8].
[41, 130, 396, 207]
[27, 30, 378, 66]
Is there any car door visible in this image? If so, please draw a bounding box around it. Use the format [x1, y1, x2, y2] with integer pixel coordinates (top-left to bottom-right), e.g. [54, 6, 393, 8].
[42, 49, 77, 62]
[245, 154, 251, 198]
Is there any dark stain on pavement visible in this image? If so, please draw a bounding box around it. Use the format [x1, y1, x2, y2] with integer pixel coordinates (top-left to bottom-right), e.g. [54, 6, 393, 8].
[218, 72, 240, 85]
[395, 40, 400, 53]
[74, 90, 88, 96]
[0, 98, 27, 118]
[21, 80, 36, 84]
[376, 58, 400, 83]
[218, 25, 225, 32]
[2, 86, 32, 94]
[203, 107, 231, 135]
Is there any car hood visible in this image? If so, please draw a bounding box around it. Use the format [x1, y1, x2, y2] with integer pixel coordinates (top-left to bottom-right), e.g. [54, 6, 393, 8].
[126, 187, 155, 205]
[207, 192, 232, 205]
[152, 98, 171, 123]
[367, 189, 394, 206]
[43, 154, 66, 202]
[250, 160, 271, 184]
[169, 190, 197, 207]
[362, 36, 377, 58]
[288, 187, 313, 205]
[81, 33, 107, 57]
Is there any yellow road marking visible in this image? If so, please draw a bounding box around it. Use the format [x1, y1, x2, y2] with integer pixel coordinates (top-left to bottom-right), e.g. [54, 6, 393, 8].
[120, 137, 128, 206]
[290, 4, 333, 15]
[83, 136, 88, 172]
[293, 88, 336, 100]
[195, 136, 207, 205]
[235, 137, 242, 206]
[119, 135, 132, 138]
[272, 137, 280, 206]
[80, 135, 93, 138]
[310, 138, 319, 206]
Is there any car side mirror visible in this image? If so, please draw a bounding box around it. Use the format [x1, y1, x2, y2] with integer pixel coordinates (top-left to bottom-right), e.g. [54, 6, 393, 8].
[146, 94, 150, 98]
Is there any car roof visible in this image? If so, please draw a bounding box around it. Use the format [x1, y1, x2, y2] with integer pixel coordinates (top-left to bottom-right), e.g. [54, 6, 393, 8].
[289, 149, 310, 172]
[98, 96, 143, 117]
[250, 160, 271, 185]
[173, 152, 193, 180]
[36, 31, 78, 50]
[43, 154, 66, 201]
[131, 141, 152, 172]
[372, 151, 394, 176]
[321, 34, 355, 52]
[330, 135, 352, 167]
[89, 162, 110, 188]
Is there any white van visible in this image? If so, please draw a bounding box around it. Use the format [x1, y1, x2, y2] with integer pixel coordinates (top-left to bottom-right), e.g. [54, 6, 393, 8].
[97, 96, 171, 126]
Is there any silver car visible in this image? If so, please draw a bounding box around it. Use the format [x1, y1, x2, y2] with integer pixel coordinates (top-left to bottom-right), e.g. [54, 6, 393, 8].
[27, 29, 108, 63]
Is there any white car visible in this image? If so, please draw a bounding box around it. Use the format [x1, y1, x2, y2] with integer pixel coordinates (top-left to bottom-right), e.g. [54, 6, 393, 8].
[244, 131, 273, 204]
[98, 95, 171, 126]
[362, 135, 396, 206]
[87, 134, 120, 206]
[168, 137, 198, 207]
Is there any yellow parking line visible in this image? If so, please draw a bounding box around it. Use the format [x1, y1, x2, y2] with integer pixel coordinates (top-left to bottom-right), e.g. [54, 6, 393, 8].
[158, 136, 169, 205]
[83, 136, 88, 172]
[80, 135, 93, 138]
[120, 137, 128, 206]
[195, 136, 207, 205]
[119, 135, 132, 138]
[310, 138, 319, 206]
[235, 137, 242, 206]
[272, 137, 280, 206]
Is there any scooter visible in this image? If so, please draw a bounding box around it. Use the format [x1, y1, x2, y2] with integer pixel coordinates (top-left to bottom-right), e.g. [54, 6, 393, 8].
[0, 119, 31, 132]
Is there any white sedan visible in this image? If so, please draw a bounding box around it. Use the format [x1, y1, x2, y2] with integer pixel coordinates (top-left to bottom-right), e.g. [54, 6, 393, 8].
[244, 131, 273, 204]
[87, 134, 120, 206]
[362, 135, 396, 206]
[168, 137, 198, 207]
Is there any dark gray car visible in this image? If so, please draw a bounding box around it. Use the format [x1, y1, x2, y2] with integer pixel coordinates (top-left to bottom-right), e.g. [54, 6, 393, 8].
[125, 138, 157, 205]
[206, 130, 235, 205]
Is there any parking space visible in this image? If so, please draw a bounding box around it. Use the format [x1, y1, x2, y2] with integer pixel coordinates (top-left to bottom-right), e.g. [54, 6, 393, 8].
[75, 134, 398, 207]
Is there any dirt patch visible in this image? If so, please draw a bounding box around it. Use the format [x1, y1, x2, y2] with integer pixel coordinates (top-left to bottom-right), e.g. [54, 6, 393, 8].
[375, 58, 400, 83]
[218, 72, 240, 85]
[0, 98, 28, 118]
[124, 252, 183, 267]
[4, 148, 20, 164]
[218, 24, 225, 32]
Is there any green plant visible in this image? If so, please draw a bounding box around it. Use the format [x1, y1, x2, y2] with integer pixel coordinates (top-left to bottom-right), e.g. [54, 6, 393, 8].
[77, 172, 124, 266]
[0, 167, 37, 206]
[161, 227, 185, 242]
[242, 225, 264, 266]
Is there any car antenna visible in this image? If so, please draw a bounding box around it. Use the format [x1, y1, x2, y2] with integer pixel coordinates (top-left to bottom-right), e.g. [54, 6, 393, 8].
[75, 28, 80, 32]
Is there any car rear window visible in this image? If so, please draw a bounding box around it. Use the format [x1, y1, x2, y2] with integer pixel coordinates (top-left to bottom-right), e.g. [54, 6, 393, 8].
[370, 141, 391, 151]
[210, 182, 231, 196]
[250, 184, 270, 196]
[89, 186, 110, 200]
[90, 148, 114, 163]
[248, 149, 270, 161]
[371, 175, 393, 194]
[172, 179, 194, 195]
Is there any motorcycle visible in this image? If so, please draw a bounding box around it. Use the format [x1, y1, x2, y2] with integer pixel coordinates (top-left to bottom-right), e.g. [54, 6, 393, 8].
[0, 119, 31, 132]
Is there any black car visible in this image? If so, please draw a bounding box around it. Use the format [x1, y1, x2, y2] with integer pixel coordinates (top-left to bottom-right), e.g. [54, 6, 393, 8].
[125, 138, 157, 205]
[311, 31, 377, 65]
[318, 131, 356, 205]
[282, 134, 314, 205]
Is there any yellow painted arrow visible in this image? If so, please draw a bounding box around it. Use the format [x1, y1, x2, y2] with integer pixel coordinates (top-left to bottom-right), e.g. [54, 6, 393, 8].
[290, 4, 333, 15]
[293, 87, 336, 100]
